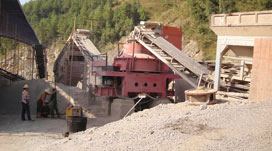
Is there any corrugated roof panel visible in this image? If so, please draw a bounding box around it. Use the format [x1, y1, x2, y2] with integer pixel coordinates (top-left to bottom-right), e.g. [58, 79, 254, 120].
[0, 0, 39, 45]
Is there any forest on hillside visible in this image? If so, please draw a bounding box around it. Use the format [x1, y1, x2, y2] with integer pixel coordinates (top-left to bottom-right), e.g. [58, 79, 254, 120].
[180, 0, 272, 59]
[23, 0, 147, 47]
[1, 0, 272, 59]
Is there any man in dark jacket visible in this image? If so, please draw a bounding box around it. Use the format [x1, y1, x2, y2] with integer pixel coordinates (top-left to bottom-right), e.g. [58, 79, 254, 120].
[49, 88, 60, 118]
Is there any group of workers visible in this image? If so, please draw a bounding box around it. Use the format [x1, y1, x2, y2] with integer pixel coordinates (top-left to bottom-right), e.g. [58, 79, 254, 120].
[21, 84, 60, 121]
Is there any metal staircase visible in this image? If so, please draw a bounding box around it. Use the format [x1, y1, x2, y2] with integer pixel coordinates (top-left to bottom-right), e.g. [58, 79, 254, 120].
[133, 27, 211, 88]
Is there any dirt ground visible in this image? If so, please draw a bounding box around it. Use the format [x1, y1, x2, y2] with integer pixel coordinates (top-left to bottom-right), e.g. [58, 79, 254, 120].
[0, 115, 65, 151]
[0, 114, 117, 151]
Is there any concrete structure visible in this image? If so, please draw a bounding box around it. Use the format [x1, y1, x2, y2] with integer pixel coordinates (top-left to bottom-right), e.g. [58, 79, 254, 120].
[0, 0, 46, 78]
[0, 79, 90, 115]
[249, 38, 272, 101]
[0, 76, 10, 87]
[210, 10, 272, 95]
[0, 0, 45, 78]
[0, 0, 39, 45]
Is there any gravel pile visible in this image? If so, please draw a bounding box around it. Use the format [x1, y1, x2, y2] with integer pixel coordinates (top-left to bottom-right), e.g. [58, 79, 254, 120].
[38, 98, 272, 151]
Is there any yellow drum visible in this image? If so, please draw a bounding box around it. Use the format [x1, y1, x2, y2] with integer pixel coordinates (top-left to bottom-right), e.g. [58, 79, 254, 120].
[65, 106, 82, 119]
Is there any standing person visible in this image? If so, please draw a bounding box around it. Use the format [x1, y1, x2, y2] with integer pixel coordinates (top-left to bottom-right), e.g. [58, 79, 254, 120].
[36, 89, 50, 118]
[49, 88, 60, 118]
[21, 84, 32, 121]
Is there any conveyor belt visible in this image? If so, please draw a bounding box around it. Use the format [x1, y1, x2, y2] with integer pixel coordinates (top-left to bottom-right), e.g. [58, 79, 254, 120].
[0, 68, 25, 81]
[146, 35, 210, 75]
[134, 29, 211, 88]
[72, 35, 100, 63]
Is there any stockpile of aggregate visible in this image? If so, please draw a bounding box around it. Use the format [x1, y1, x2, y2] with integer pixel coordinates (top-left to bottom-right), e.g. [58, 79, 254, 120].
[38, 98, 272, 151]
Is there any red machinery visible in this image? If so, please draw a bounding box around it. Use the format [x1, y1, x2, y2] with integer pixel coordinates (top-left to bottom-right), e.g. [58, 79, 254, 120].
[92, 22, 182, 102]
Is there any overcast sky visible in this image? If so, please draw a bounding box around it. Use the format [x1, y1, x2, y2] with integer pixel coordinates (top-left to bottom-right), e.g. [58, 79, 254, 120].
[19, 0, 30, 5]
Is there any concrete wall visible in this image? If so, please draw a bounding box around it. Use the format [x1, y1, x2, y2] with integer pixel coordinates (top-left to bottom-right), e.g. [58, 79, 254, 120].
[249, 38, 272, 101]
[0, 76, 11, 87]
[0, 79, 89, 115]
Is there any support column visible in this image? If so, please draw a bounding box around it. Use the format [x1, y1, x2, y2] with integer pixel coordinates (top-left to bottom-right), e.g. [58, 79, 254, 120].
[82, 60, 87, 91]
[239, 60, 245, 80]
[214, 42, 228, 90]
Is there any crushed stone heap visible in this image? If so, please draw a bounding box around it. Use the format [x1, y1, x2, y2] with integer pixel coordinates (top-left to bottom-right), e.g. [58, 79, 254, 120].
[39, 98, 272, 151]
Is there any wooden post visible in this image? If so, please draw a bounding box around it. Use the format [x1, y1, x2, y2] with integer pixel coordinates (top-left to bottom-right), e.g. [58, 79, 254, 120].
[12, 50, 15, 73]
[31, 48, 34, 80]
[4, 47, 6, 70]
[22, 44, 25, 78]
[83, 60, 87, 90]
[69, 42, 75, 86]
[4, 12, 8, 71]
[0, 43, 2, 69]
[69, 17, 76, 86]
[14, 25, 17, 74]
[16, 43, 19, 75]
[240, 60, 245, 80]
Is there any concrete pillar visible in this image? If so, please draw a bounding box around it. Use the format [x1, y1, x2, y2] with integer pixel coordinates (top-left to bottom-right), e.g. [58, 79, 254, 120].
[110, 99, 134, 119]
[214, 42, 228, 90]
[249, 38, 272, 101]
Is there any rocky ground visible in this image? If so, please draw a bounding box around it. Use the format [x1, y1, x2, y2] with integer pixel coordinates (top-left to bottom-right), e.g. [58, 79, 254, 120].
[35, 98, 272, 151]
[1, 81, 271, 151]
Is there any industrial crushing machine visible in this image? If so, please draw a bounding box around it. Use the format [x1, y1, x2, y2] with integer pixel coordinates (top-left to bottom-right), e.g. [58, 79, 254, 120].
[91, 21, 212, 111]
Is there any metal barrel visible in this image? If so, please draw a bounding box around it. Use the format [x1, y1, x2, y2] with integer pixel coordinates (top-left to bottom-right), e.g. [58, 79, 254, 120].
[67, 116, 87, 133]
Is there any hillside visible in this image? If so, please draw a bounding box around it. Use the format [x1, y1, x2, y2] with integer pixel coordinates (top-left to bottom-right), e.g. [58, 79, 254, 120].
[135, 0, 272, 59]
[22, 0, 146, 48]
[21, 0, 272, 59]
[1, 0, 271, 66]
[0, 1, 264, 60]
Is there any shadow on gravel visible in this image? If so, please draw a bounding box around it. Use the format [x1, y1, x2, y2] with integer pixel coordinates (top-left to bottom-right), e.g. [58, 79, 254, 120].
[213, 99, 229, 105]
[164, 117, 223, 138]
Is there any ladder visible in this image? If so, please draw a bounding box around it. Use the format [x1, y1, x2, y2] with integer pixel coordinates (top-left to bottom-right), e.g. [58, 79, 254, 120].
[134, 29, 211, 88]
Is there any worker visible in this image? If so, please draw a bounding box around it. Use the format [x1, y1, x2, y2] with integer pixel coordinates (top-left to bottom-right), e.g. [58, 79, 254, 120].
[21, 84, 32, 121]
[49, 88, 60, 118]
[36, 89, 50, 118]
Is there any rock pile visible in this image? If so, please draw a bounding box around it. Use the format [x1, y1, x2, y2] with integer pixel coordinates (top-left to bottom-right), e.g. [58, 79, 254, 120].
[38, 98, 272, 151]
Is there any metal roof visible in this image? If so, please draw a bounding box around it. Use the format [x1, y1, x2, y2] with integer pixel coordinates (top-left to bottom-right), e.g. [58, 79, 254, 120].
[0, 0, 45, 79]
[0, 0, 40, 45]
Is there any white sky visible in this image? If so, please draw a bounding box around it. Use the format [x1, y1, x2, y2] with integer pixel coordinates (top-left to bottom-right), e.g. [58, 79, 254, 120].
[19, 0, 30, 5]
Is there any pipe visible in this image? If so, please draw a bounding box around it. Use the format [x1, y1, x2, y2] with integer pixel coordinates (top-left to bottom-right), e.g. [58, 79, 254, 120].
[123, 97, 143, 118]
